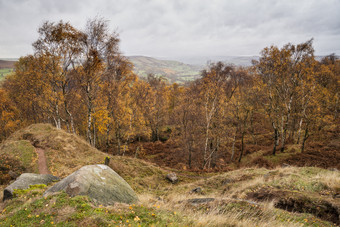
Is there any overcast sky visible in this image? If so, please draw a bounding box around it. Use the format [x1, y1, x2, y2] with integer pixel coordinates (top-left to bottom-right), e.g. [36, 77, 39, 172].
[0, 0, 339, 60]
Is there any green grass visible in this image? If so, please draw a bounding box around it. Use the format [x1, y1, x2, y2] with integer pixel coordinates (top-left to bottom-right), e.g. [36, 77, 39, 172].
[0, 189, 190, 227]
[0, 140, 37, 173]
[0, 165, 338, 226]
[0, 68, 13, 81]
[129, 56, 202, 83]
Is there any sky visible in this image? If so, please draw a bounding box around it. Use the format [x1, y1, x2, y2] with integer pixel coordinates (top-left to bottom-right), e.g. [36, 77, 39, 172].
[0, 0, 339, 61]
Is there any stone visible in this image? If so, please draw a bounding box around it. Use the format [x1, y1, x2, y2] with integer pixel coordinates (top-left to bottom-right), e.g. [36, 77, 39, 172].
[44, 164, 138, 205]
[166, 172, 178, 184]
[3, 173, 59, 201]
[222, 179, 233, 185]
[187, 198, 215, 204]
[282, 163, 291, 168]
[263, 171, 278, 180]
[104, 157, 110, 166]
[8, 170, 19, 179]
[191, 187, 202, 194]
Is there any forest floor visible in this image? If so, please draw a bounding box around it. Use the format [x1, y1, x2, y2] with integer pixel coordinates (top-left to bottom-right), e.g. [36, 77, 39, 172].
[110, 134, 340, 172]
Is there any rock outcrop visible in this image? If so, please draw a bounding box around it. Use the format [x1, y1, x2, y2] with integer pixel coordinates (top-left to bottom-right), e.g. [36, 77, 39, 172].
[44, 164, 138, 205]
[3, 173, 59, 201]
[166, 172, 178, 183]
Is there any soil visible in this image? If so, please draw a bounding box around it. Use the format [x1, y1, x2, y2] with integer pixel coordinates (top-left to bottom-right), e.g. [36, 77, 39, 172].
[276, 197, 340, 225]
[35, 148, 50, 174]
[246, 187, 340, 225]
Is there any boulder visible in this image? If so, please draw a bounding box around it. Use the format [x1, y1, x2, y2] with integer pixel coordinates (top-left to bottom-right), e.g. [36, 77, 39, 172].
[187, 198, 215, 204]
[166, 172, 178, 184]
[44, 164, 138, 205]
[191, 187, 202, 194]
[3, 173, 59, 201]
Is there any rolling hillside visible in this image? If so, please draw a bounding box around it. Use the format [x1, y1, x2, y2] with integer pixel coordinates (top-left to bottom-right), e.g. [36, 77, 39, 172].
[0, 60, 15, 81]
[128, 56, 203, 83]
[0, 56, 336, 83]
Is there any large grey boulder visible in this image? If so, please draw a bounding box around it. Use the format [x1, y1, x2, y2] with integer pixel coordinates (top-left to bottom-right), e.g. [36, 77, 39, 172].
[3, 173, 59, 201]
[43, 164, 138, 205]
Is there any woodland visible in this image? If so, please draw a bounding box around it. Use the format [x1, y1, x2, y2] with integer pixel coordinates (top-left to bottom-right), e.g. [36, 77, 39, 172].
[0, 19, 339, 170]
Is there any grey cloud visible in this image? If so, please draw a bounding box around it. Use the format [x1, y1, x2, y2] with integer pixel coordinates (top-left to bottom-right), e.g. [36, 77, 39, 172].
[0, 0, 339, 58]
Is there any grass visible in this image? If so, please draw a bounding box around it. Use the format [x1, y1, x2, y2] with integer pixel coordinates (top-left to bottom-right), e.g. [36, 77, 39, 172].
[263, 144, 301, 165]
[0, 165, 338, 226]
[4, 124, 108, 178]
[0, 68, 13, 81]
[1, 181, 334, 227]
[0, 140, 38, 175]
[0, 189, 190, 227]
[129, 56, 202, 83]
[0, 124, 339, 226]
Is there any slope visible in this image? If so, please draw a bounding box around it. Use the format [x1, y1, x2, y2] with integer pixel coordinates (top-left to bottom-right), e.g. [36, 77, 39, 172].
[0, 124, 339, 226]
[0, 124, 172, 193]
[128, 56, 203, 83]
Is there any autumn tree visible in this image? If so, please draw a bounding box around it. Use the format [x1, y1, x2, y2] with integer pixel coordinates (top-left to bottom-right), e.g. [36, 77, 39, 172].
[175, 83, 199, 168]
[73, 18, 120, 146]
[3, 56, 51, 124]
[199, 62, 240, 168]
[254, 39, 316, 155]
[32, 21, 82, 132]
[101, 54, 136, 153]
[0, 88, 20, 140]
[229, 68, 255, 162]
[144, 74, 169, 142]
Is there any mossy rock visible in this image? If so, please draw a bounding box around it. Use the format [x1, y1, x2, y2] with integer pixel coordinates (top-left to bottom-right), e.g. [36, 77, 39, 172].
[44, 164, 138, 205]
[3, 173, 59, 201]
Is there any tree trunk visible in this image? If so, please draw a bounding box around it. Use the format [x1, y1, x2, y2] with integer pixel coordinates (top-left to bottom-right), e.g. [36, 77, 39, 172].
[66, 109, 75, 134]
[297, 118, 303, 144]
[238, 131, 245, 162]
[281, 118, 288, 153]
[188, 143, 192, 169]
[116, 130, 121, 155]
[290, 116, 297, 141]
[273, 128, 279, 155]
[106, 123, 110, 150]
[92, 118, 96, 147]
[211, 138, 219, 168]
[231, 130, 237, 161]
[135, 146, 140, 158]
[250, 114, 257, 145]
[87, 109, 93, 146]
[203, 132, 209, 169]
[135, 136, 141, 158]
[301, 126, 309, 153]
[54, 103, 61, 129]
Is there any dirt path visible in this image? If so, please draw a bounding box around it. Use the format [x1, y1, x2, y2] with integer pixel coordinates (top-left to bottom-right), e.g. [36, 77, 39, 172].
[35, 148, 50, 174]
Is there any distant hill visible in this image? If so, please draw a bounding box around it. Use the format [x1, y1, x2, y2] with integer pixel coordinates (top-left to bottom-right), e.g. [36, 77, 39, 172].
[176, 56, 259, 66]
[0, 60, 16, 81]
[127, 55, 263, 83]
[0, 60, 15, 69]
[128, 56, 203, 83]
[0, 55, 337, 83]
